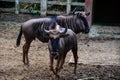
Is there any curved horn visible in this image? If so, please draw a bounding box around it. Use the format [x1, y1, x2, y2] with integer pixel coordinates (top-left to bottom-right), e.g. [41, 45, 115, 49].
[43, 22, 50, 34]
[71, 8, 77, 14]
[59, 22, 68, 34]
[74, 11, 80, 15]
[44, 29, 50, 33]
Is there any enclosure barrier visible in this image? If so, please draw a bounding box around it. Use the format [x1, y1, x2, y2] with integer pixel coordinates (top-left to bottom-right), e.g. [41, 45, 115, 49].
[0, 0, 85, 16]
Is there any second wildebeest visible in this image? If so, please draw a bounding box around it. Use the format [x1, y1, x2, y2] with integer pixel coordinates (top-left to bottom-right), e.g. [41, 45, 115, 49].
[44, 19, 78, 78]
[16, 10, 90, 65]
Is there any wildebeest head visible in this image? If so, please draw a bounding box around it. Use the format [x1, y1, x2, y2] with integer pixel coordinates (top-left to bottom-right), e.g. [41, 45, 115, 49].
[70, 8, 90, 17]
[74, 11, 90, 34]
[44, 21, 68, 39]
[68, 8, 90, 34]
[44, 21, 68, 53]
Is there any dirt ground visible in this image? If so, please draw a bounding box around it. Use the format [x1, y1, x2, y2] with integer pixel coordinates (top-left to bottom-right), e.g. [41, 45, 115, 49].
[0, 13, 120, 80]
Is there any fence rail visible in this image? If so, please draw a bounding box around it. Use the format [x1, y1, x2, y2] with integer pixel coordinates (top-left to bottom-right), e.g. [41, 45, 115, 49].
[0, 0, 85, 16]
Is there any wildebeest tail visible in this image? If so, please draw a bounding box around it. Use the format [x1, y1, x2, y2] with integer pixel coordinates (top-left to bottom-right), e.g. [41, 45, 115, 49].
[16, 26, 22, 47]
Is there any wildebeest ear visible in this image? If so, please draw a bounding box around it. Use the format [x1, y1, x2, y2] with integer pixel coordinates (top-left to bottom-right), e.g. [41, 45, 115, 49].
[86, 12, 90, 16]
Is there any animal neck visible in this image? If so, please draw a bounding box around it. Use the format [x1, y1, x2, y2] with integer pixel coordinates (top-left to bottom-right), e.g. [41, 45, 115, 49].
[64, 16, 78, 32]
[57, 15, 87, 34]
[80, 16, 90, 33]
[65, 16, 85, 34]
[50, 38, 59, 52]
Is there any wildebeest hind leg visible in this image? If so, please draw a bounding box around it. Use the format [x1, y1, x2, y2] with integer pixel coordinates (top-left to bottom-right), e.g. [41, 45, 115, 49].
[23, 40, 32, 65]
[72, 48, 78, 75]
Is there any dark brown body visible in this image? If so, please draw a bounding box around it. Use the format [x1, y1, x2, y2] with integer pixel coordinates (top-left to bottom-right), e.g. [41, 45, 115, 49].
[48, 29, 78, 77]
[16, 13, 89, 65]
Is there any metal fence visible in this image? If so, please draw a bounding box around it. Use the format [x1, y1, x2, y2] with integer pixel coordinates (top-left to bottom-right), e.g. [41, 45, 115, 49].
[0, 0, 85, 16]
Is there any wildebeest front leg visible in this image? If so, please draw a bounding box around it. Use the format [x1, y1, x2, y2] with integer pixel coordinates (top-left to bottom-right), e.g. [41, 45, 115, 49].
[55, 55, 62, 77]
[59, 53, 67, 70]
[49, 54, 56, 75]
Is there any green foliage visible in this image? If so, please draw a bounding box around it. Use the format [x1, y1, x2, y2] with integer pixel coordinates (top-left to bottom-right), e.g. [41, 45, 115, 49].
[20, 0, 85, 15]
[20, 3, 40, 15]
[28, 6, 40, 16]
[72, 0, 85, 2]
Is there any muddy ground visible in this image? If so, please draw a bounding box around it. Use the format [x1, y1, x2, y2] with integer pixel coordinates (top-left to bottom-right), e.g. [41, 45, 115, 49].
[0, 13, 120, 80]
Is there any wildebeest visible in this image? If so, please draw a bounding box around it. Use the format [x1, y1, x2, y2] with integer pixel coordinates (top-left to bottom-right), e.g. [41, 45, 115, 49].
[44, 20, 78, 77]
[16, 10, 90, 65]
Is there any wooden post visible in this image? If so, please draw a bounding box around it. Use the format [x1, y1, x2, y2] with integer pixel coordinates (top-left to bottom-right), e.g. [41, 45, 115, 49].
[41, 0, 47, 16]
[67, 0, 71, 14]
[85, 0, 93, 26]
[15, 0, 19, 14]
